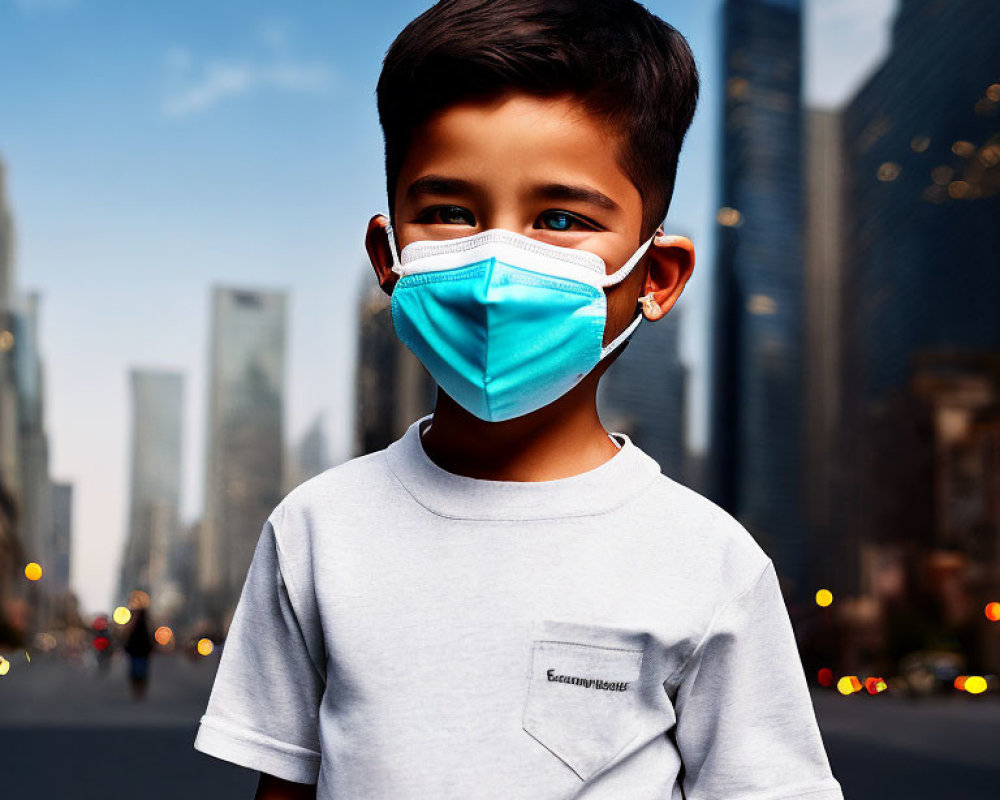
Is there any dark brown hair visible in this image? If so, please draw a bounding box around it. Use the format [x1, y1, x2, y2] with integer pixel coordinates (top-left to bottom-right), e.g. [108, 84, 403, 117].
[376, 0, 700, 239]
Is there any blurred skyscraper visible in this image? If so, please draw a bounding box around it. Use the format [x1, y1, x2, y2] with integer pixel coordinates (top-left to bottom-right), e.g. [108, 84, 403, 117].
[709, 0, 808, 597]
[354, 281, 435, 456]
[117, 369, 183, 619]
[0, 160, 58, 641]
[837, 0, 1000, 667]
[803, 107, 850, 596]
[598, 304, 688, 483]
[199, 287, 286, 629]
[48, 481, 73, 596]
[283, 410, 332, 494]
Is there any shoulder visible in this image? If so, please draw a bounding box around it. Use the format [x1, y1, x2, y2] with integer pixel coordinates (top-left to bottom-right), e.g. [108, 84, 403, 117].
[277, 449, 395, 519]
[263, 448, 398, 564]
[641, 471, 772, 597]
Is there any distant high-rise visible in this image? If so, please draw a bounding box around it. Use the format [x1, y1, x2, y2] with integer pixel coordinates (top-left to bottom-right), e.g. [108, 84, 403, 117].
[0, 159, 14, 310]
[709, 0, 807, 596]
[839, 0, 1000, 589]
[354, 281, 435, 456]
[14, 292, 52, 577]
[0, 168, 53, 639]
[598, 308, 688, 482]
[48, 481, 73, 596]
[200, 287, 286, 627]
[803, 107, 852, 595]
[118, 369, 183, 618]
[283, 411, 331, 494]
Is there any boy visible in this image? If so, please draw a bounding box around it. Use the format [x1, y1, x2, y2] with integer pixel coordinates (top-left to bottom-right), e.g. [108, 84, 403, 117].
[194, 1, 845, 798]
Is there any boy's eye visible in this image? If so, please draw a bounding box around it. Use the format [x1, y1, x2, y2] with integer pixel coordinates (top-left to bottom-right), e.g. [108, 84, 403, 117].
[535, 210, 598, 232]
[415, 205, 476, 226]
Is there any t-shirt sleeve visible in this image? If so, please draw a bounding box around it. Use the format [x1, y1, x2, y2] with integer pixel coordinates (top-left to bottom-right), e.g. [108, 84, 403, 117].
[670, 559, 844, 800]
[193, 512, 325, 784]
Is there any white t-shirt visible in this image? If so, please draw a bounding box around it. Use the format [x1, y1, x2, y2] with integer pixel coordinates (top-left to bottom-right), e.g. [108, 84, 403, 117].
[194, 415, 844, 799]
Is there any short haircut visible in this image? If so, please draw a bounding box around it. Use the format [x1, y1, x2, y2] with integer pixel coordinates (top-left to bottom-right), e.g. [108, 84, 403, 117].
[376, 0, 700, 240]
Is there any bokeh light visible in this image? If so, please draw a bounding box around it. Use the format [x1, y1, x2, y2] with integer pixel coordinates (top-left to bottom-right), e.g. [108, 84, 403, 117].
[113, 606, 132, 625]
[197, 638, 214, 656]
[817, 667, 834, 687]
[716, 206, 743, 227]
[837, 675, 863, 695]
[154, 626, 174, 646]
[24, 562, 42, 581]
[815, 589, 833, 607]
[964, 676, 987, 694]
[985, 601, 1000, 621]
[0, 655, 9, 676]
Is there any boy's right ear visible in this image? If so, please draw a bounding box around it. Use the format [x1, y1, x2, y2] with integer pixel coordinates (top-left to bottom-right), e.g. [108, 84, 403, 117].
[365, 214, 398, 296]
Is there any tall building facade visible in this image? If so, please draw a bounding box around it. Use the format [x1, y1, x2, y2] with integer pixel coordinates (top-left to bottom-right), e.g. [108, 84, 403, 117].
[354, 282, 435, 456]
[598, 308, 688, 482]
[709, 0, 808, 596]
[839, 0, 1000, 666]
[48, 481, 73, 595]
[803, 107, 852, 595]
[117, 369, 183, 619]
[283, 411, 332, 495]
[0, 159, 14, 309]
[200, 287, 286, 628]
[0, 160, 20, 639]
[0, 161, 55, 641]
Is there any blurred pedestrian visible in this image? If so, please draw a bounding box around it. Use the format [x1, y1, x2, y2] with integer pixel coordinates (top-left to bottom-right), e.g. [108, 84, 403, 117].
[124, 606, 153, 700]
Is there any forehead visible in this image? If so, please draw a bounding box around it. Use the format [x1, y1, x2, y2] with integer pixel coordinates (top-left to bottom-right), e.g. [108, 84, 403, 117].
[396, 92, 640, 209]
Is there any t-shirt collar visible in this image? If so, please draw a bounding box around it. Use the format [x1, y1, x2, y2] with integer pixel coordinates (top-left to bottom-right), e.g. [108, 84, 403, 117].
[383, 414, 661, 521]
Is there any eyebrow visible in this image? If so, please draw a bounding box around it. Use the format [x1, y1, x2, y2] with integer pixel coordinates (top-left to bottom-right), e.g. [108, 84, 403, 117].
[406, 175, 475, 200]
[405, 174, 620, 212]
[534, 183, 620, 212]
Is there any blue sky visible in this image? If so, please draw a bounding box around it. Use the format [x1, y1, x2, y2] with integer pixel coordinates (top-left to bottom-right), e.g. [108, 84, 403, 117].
[0, 0, 897, 614]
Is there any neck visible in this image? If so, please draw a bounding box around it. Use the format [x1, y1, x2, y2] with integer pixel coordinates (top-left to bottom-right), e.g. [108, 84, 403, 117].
[419, 373, 619, 481]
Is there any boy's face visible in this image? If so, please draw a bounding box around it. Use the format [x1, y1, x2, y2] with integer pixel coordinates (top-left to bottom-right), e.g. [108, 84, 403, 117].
[373, 91, 665, 349]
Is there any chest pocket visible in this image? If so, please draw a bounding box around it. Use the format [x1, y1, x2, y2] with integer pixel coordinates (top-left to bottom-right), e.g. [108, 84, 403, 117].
[522, 635, 645, 782]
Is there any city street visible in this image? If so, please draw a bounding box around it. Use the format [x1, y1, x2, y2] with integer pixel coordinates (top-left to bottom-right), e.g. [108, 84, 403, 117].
[1, 649, 998, 798]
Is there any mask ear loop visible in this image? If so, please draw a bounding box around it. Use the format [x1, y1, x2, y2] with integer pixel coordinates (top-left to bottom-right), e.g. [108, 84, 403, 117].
[385, 220, 403, 275]
[597, 232, 658, 359]
[599, 233, 656, 288]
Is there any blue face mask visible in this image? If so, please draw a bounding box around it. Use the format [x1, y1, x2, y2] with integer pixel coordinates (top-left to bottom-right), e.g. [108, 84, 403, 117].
[384, 224, 655, 423]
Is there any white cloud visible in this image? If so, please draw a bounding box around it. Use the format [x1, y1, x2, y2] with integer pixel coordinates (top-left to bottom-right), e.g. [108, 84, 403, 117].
[805, 0, 899, 108]
[161, 55, 336, 118]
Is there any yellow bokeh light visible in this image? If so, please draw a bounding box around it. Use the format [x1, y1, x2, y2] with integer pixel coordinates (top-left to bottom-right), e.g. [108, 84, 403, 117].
[836, 676, 859, 695]
[154, 626, 174, 646]
[0, 330, 13, 351]
[815, 589, 833, 607]
[24, 562, 43, 581]
[876, 161, 901, 181]
[948, 180, 970, 199]
[951, 140, 976, 157]
[746, 294, 777, 315]
[113, 606, 132, 625]
[716, 207, 743, 227]
[965, 676, 987, 694]
[985, 601, 1000, 621]
[0, 656, 9, 676]
[197, 638, 214, 656]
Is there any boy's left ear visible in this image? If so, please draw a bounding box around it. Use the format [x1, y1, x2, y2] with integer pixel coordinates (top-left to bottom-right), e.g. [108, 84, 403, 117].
[640, 231, 695, 321]
[365, 214, 398, 296]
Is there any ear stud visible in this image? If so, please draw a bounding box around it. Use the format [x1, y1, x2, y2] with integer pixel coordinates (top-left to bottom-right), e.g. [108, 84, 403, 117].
[641, 293, 659, 317]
